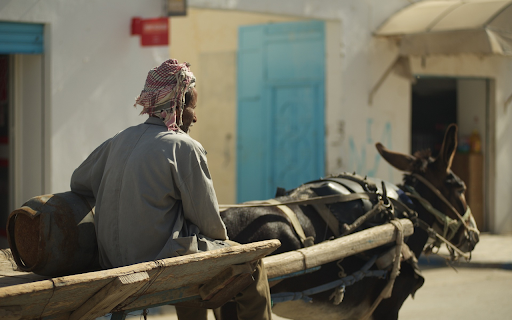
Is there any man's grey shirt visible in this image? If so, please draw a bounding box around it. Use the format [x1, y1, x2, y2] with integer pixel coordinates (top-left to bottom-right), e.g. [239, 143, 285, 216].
[71, 117, 229, 268]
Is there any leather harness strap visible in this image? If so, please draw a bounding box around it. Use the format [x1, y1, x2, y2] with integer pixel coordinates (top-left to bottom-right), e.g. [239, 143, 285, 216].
[219, 193, 374, 210]
[311, 204, 340, 238]
[411, 173, 473, 232]
[220, 193, 376, 245]
[220, 193, 377, 246]
[375, 242, 414, 270]
[362, 219, 405, 320]
[262, 199, 314, 247]
[416, 219, 471, 260]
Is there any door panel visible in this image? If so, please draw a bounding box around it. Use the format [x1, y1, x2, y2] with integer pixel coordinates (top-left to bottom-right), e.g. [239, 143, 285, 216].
[272, 84, 322, 190]
[266, 40, 324, 81]
[237, 21, 325, 202]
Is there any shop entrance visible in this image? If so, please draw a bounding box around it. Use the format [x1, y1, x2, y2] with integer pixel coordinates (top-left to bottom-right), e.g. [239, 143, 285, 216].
[0, 22, 45, 248]
[411, 77, 490, 231]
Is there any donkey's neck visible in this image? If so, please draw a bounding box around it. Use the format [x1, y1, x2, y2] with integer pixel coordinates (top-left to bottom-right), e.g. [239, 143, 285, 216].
[408, 205, 437, 258]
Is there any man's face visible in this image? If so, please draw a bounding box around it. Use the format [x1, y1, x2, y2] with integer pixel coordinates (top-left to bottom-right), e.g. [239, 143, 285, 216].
[180, 87, 198, 133]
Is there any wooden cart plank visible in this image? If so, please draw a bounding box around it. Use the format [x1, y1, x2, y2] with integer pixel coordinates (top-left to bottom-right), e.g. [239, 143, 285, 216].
[114, 283, 201, 312]
[70, 272, 149, 320]
[115, 242, 278, 311]
[263, 219, 413, 279]
[0, 305, 22, 320]
[0, 240, 280, 320]
[134, 244, 277, 295]
[38, 269, 161, 318]
[0, 250, 49, 287]
[199, 263, 254, 300]
[176, 272, 254, 309]
[0, 219, 413, 320]
[0, 280, 56, 319]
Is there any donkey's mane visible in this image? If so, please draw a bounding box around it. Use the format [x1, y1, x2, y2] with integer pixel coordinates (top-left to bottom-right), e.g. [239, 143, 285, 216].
[411, 149, 432, 173]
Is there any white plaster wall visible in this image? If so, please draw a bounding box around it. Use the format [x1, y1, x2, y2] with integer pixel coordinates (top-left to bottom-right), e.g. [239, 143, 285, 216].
[0, 0, 170, 195]
[457, 79, 487, 145]
[3, 0, 509, 233]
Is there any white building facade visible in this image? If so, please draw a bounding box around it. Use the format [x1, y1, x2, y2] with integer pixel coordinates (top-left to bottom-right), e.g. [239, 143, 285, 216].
[0, 0, 511, 235]
[0, 0, 171, 246]
[181, 0, 512, 234]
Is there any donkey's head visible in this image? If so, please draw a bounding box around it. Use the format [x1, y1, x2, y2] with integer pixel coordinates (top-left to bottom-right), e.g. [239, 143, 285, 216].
[375, 124, 479, 256]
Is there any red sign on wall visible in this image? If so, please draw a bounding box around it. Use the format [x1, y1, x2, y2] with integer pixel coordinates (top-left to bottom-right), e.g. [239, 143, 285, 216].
[140, 18, 169, 46]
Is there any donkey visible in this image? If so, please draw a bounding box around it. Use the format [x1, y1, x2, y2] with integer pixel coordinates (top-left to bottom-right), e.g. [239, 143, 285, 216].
[217, 124, 479, 320]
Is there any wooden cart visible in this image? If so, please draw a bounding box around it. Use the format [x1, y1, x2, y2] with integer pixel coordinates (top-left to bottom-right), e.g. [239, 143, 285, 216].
[0, 219, 413, 320]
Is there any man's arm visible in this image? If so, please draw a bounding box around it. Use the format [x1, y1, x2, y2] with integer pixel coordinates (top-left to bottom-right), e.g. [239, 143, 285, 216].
[173, 140, 228, 241]
[70, 138, 113, 198]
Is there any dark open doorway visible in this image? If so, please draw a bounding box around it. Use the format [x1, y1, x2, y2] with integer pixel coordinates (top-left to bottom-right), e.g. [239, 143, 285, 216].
[411, 77, 457, 156]
[411, 76, 489, 231]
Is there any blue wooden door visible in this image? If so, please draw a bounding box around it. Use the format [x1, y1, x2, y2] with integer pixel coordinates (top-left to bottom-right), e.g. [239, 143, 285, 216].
[237, 21, 325, 202]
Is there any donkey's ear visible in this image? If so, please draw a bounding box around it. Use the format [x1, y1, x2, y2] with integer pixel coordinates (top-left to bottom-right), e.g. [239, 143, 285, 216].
[376, 142, 416, 172]
[436, 124, 458, 173]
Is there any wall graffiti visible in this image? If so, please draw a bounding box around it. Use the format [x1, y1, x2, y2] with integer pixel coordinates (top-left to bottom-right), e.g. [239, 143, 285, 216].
[348, 119, 394, 181]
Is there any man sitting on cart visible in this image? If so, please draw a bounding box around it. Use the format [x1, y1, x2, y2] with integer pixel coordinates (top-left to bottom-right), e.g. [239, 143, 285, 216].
[70, 59, 272, 320]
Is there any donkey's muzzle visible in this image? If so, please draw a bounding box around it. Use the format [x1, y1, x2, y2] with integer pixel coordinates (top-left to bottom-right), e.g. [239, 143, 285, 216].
[466, 229, 480, 252]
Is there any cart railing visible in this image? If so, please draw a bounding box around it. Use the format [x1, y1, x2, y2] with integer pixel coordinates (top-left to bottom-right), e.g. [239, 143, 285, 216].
[0, 219, 413, 320]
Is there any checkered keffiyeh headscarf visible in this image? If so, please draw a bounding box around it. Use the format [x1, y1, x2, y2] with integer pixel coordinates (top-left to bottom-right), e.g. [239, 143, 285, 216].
[135, 59, 196, 131]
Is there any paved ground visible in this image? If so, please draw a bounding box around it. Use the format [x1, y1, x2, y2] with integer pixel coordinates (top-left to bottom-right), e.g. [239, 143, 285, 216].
[107, 267, 512, 320]
[100, 233, 512, 320]
[399, 267, 512, 320]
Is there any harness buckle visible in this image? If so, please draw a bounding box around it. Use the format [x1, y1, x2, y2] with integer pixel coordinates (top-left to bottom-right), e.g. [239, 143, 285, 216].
[329, 284, 345, 305]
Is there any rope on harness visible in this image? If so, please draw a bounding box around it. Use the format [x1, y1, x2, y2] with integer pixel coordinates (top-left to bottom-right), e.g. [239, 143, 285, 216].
[361, 219, 404, 320]
[410, 173, 479, 236]
[340, 200, 386, 237]
[403, 176, 477, 261]
[405, 189, 466, 243]
[270, 255, 387, 305]
[417, 219, 471, 261]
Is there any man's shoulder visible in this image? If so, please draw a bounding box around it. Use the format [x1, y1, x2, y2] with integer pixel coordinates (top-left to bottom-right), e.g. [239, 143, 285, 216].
[157, 130, 192, 142]
[157, 131, 206, 154]
[114, 122, 150, 137]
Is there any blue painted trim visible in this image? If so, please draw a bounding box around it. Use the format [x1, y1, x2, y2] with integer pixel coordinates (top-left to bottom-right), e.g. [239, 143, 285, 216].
[0, 21, 44, 54]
